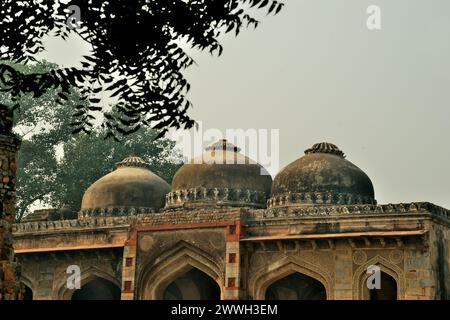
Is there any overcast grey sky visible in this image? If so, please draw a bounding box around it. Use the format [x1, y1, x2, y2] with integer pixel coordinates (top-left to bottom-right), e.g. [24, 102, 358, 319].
[39, 0, 450, 209]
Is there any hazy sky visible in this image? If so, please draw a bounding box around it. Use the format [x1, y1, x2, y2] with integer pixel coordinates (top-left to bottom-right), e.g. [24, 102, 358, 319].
[39, 0, 450, 209]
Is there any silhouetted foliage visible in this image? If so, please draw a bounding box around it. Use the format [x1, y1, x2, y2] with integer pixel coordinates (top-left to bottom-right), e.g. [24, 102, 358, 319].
[3, 61, 182, 221]
[0, 0, 284, 139]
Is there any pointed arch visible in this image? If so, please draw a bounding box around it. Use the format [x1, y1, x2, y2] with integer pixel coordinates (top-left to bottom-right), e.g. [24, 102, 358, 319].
[352, 254, 405, 300]
[249, 256, 334, 300]
[55, 265, 121, 300]
[138, 241, 224, 299]
[20, 275, 34, 300]
[20, 275, 34, 293]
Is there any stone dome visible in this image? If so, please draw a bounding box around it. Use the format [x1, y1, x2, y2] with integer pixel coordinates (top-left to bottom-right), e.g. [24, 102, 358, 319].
[166, 139, 272, 209]
[80, 155, 170, 217]
[269, 142, 375, 208]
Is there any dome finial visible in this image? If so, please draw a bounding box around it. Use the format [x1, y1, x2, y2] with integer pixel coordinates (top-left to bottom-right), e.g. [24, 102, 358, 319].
[115, 155, 150, 169]
[304, 142, 345, 158]
[205, 139, 241, 152]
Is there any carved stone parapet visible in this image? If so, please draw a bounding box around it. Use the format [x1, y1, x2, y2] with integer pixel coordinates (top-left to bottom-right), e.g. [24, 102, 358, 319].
[78, 206, 156, 219]
[13, 215, 133, 234]
[164, 187, 268, 209]
[12, 202, 449, 234]
[267, 192, 376, 208]
[247, 202, 449, 221]
[13, 209, 242, 234]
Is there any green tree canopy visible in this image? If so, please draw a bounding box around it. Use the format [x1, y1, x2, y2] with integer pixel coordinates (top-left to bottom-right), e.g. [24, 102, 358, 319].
[52, 128, 181, 213]
[3, 61, 182, 221]
[16, 128, 182, 221]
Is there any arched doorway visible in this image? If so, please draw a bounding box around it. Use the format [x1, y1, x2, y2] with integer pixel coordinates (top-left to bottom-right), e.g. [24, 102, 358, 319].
[22, 283, 33, 300]
[265, 272, 326, 300]
[162, 268, 220, 300]
[71, 277, 121, 300]
[364, 271, 397, 300]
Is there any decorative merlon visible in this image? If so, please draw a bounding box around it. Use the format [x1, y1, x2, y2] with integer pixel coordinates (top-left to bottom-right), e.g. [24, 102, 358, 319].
[248, 202, 449, 221]
[12, 202, 450, 235]
[165, 187, 268, 209]
[267, 192, 376, 208]
[78, 206, 157, 219]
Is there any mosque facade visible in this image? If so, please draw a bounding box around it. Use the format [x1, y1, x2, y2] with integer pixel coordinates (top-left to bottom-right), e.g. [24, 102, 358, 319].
[9, 139, 450, 300]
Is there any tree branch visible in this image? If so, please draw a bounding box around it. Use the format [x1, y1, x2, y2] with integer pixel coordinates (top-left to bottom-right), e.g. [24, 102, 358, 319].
[15, 192, 48, 222]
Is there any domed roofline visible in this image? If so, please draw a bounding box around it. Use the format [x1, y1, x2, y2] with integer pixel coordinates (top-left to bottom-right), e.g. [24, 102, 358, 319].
[269, 142, 375, 208]
[166, 139, 272, 210]
[80, 155, 170, 218]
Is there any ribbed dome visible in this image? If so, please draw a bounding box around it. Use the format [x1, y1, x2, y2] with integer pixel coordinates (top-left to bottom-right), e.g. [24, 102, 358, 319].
[80, 155, 170, 217]
[166, 139, 272, 209]
[269, 142, 375, 207]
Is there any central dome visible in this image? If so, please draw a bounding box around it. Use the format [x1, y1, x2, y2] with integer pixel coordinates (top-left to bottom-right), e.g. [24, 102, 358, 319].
[166, 139, 272, 209]
[80, 155, 170, 217]
[269, 142, 375, 207]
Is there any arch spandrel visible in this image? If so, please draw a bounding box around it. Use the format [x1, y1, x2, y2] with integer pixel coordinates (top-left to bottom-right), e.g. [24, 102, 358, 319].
[352, 254, 405, 300]
[249, 256, 334, 300]
[54, 265, 121, 300]
[137, 241, 224, 300]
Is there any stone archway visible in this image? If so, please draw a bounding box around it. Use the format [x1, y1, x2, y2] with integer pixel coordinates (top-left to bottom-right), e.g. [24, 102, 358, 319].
[265, 272, 327, 300]
[363, 271, 398, 300]
[71, 277, 121, 300]
[19, 276, 34, 300]
[22, 283, 33, 300]
[163, 267, 221, 300]
[250, 258, 333, 300]
[353, 255, 404, 300]
[56, 266, 121, 300]
[138, 241, 223, 300]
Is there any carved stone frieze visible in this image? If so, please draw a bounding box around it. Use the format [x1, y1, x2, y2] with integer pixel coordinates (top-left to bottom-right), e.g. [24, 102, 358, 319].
[165, 187, 268, 209]
[12, 202, 449, 235]
[78, 206, 156, 219]
[247, 202, 450, 221]
[267, 192, 376, 208]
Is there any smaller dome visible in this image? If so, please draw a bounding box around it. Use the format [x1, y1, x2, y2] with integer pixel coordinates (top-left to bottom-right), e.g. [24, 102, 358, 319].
[166, 139, 272, 209]
[269, 142, 375, 208]
[80, 155, 170, 217]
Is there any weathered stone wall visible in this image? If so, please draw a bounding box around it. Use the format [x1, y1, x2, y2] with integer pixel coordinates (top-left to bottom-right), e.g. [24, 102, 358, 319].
[245, 241, 336, 299]
[16, 248, 122, 300]
[0, 105, 21, 300]
[244, 235, 433, 300]
[136, 227, 227, 299]
[429, 220, 450, 299]
[403, 246, 434, 299]
[10, 204, 450, 300]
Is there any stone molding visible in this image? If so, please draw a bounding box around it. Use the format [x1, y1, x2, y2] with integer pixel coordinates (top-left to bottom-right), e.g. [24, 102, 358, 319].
[165, 187, 268, 209]
[13, 215, 133, 234]
[268, 191, 375, 208]
[12, 202, 449, 235]
[248, 202, 449, 221]
[78, 206, 156, 219]
[13, 210, 241, 234]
